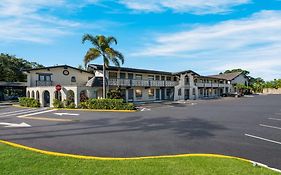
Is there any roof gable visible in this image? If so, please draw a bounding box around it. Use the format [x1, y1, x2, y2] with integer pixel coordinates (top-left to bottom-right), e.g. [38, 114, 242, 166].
[23, 65, 92, 74]
[208, 72, 245, 81]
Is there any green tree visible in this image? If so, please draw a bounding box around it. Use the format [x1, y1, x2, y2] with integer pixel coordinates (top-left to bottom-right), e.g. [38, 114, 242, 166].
[0, 53, 43, 82]
[224, 69, 250, 75]
[82, 34, 124, 98]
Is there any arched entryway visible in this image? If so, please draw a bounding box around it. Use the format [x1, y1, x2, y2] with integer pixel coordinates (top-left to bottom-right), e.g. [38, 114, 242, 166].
[54, 91, 62, 101]
[43, 90, 50, 107]
[66, 90, 75, 103]
[80, 90, 89, 102]
[31, 91, 35, 98]
[27, 91, 30, 98]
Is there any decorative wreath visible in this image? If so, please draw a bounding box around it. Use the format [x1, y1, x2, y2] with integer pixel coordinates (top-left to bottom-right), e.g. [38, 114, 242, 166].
[63, 70, 69, 75]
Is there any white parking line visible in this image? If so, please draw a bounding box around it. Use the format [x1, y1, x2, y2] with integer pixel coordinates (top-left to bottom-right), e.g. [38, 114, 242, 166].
[18, 109, 57, 118]
[260, 124, 281, 130]
[245, 134, 281, 145]
[0, 108, 39, 115]
[0, 108, 49, 118]
[268, 118, 281, 121]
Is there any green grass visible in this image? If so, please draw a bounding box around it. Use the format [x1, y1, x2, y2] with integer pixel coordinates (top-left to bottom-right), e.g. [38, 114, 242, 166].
[0, 143, 279, 175]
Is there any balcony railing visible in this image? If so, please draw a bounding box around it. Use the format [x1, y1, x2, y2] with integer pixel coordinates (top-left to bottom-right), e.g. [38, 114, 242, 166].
[108, 78, 178, 87]
[36, 81, 52, 86]
[195, 82, 228, 88]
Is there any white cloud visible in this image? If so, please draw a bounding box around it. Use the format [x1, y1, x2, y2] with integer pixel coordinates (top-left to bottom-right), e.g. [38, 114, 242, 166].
[133, 10, 281, 80]
[0, 0, 111, 43]
[0, 0, 81, 43]
[119, 0, 250, 14]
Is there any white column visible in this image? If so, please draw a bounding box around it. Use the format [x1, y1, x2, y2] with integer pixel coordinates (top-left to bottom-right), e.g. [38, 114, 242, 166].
[39, 90, 44, 107]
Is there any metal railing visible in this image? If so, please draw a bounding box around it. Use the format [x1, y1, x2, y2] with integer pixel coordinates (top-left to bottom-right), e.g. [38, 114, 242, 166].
[195, 82, 227, 88]
[108, 78, 178, 87]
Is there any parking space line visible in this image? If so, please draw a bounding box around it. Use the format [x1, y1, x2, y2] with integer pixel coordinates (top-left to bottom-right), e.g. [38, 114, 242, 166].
[245, 134, 281, 145]
[259, 124, 281, 130]
[21, 116, 73, 122]
[268, 118, 281, 121]
[0, 108, 40, 115]
[18, 109, 57, 118]
[0, 108, 49, 118]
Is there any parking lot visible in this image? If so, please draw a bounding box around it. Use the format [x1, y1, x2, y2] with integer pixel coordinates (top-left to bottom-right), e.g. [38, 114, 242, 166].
[0, 95, 281, 169]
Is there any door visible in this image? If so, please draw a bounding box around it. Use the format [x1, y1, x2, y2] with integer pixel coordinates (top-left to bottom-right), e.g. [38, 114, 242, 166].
[156, 89, 160, 100]
[184, 89, 189, 100]
[128, 89, 134, 102]
[43, 91, 50, 107]
[161, 89, 165, 100]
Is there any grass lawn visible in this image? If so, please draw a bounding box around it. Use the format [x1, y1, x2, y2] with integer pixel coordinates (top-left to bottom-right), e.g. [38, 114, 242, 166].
[0, 143, 279, 175]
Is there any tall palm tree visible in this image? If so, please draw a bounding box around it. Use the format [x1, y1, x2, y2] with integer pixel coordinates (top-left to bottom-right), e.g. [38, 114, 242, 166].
[82, 34, 124, 98]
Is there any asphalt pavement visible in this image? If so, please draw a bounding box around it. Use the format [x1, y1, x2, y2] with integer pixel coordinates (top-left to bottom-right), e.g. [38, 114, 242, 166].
[0, 95, 280, 169]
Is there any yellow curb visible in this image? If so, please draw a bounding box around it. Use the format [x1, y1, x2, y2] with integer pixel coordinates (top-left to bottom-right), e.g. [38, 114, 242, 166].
[0, 140, 250, 162]
[53, 108, 137, 113]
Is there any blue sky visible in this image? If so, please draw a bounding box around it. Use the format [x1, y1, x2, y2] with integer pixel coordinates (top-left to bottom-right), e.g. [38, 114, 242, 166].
[1, 0, 281, 80]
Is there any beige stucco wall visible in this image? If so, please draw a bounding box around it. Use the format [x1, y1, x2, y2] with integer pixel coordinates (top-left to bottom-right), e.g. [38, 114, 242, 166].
[26, 86, 100, 107]
[263, 88, 281, 94]
[27, 67, 94, 87]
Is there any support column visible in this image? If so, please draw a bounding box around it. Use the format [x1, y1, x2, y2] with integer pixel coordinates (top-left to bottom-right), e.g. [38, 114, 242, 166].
[49, 90, 55, 108]
[39, 90, 44, 107]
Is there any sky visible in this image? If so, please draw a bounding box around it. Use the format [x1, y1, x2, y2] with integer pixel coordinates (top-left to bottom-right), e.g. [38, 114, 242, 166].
[1, 0, 281, 80]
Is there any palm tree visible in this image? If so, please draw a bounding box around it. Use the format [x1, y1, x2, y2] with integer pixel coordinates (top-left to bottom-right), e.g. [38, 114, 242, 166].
[82, 34, 124, 98]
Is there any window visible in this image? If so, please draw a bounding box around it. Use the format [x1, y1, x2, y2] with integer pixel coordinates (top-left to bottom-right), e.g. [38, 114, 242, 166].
[38, 74, 51, 81]
[135, 89, 142, 98]
[128, 73, 134, 79]
[185, 77, 189, 85]
[109, 72, 117, 79]
[148, 89, 154, 98]
[166, 89, 172, 99]
[71, 76, 76, 82]
[135, 74, 142, 80]
[148, 75, 154, 80]
[178, 88, 182, 96]
[155, 75, 160, 80]
[166, 76, 172, 81]
[161, 76, 165, 81]
[120, 72, 126, 79]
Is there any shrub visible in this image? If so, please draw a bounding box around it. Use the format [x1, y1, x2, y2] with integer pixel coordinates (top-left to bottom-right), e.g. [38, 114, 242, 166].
[107, 88, 123, 99]
[79, 98, 135, 110]
[53, 99, 64, 108]
[63, 99, 76, 109]
[19, 97, 40, 108]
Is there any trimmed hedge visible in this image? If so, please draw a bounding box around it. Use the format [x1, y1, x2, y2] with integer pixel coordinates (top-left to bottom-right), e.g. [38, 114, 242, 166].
[79, 98, 135, 110]
[19, 97, 40, 108]
[53, 99, 64, 108]
[53, 99, 75, 109]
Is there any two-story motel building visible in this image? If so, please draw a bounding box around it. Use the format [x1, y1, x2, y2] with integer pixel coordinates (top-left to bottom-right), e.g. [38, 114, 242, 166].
[23, 64, 248, 107]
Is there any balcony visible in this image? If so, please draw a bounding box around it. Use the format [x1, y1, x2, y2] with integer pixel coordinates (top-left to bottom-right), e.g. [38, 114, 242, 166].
[108, 79, 178, 87]
[195, 82, 228, 88]
[36, 81, 52, 86]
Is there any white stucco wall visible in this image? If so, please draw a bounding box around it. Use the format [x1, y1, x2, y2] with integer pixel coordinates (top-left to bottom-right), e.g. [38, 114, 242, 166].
[26, 86, 100, 107]
[26, 67, 94, 87]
